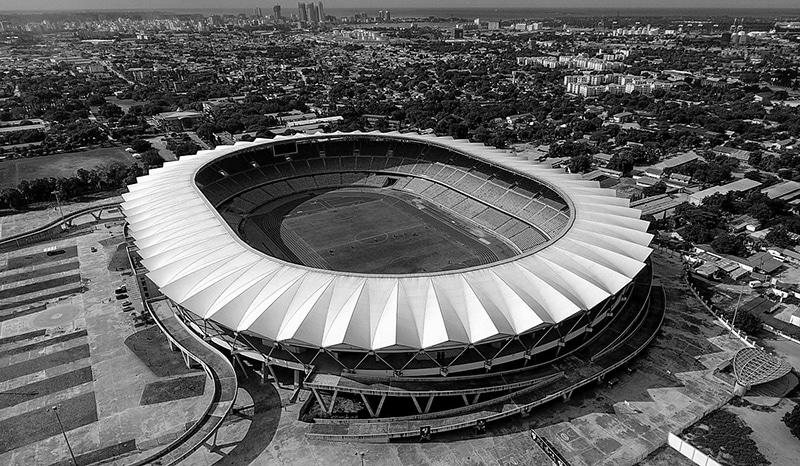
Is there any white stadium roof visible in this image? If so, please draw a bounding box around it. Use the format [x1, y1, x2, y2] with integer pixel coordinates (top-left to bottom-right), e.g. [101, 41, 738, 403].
[123, 132, 652, 352]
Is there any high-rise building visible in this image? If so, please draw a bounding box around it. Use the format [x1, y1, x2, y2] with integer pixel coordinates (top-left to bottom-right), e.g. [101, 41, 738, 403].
[385, 10, 391, 21]
[274, 5, 282, 19]
[317, 2, 325, 22]
[298, 2, 308, 22]
[254, 7, 263, 17]
[308, 3, 319, 23]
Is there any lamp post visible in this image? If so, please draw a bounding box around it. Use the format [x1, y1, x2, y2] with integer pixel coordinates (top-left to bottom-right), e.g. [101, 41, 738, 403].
[52, 190, 65, 223]
[355, 450, 368, 466]
[730, 282, 745, 337]
[50, 406, 77, 466]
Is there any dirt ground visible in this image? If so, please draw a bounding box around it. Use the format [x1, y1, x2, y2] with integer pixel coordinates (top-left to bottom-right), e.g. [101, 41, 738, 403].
[762, 336, 800, 372]
[726, 399, 800, 466]
[638, 444, 694, 466]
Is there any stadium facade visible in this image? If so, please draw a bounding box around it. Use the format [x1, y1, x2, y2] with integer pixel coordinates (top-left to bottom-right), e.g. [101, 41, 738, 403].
[123, 132, 653, 416]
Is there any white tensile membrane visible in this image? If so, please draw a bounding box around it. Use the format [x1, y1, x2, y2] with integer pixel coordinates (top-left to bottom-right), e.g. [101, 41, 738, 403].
[123, 132, 652, 352]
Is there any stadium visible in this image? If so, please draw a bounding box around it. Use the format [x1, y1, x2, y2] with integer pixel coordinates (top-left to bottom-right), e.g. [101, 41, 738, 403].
[122, 131, 656, 423]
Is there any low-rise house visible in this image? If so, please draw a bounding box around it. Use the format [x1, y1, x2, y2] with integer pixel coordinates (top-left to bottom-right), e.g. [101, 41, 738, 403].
[729, 214, 761, 233]
[689, 178, 762, 206]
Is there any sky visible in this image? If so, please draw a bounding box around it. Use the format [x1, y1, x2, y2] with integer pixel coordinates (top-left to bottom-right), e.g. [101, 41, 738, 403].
[1, 0, 800, 12]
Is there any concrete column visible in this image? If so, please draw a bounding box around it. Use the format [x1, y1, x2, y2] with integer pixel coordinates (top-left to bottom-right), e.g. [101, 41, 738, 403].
[182, 351, 197, 369]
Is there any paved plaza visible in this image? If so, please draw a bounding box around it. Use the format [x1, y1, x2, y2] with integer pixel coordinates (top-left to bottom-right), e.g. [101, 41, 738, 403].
[0, 207, 768, 466]
[177, 250, 748, 466]
[0, 208, 211, 465]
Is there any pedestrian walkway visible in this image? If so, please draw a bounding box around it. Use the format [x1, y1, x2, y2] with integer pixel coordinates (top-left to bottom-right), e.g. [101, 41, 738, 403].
[0, 209, 211, 465]
[133, 300, 238, 465]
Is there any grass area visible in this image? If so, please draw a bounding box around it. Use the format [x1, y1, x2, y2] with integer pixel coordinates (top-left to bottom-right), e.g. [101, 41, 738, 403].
[0, 391, 98, 454]
[124, 326, 201, 378]
[0, 345, 90, 383]
[0, 366, 92, 410]
[244, 189, 514, 274]
[140, 374, 206, 405]
[5, 245, 78, 270]
[0, 146, 135, 189]
[0, 274, 81, 300]
[107, 243, 131, 271]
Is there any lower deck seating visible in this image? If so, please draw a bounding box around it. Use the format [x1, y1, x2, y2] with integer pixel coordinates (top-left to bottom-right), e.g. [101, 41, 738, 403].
[405, 178, 434, 195]
[340, 172, 365, 185]
[433, 190, 468, 210]
[497, 191, 531, 214]
[287, 177, 318, 192]
[314, 173, 341, 188]
[239, 189, 272, 206]
[474, 209, 514, 230]
[509, 228, 549, 250]
[496, 219, 529, 239]
[364, 175, 388, 188]
[197, 140, 572, 253]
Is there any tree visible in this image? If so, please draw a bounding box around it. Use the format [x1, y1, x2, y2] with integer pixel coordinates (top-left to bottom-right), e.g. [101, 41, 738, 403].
[567, 154, 592, 174]
[130, 139, 152, 153]
[140, 149, 165, 168]
[711, 233, 747, 256]
[765, 227, 796, 249]
[642, 181, 667, 197]
[86, 95, 107, 106]
[173, 141, 200, 157]
[0, 188, 27, 210]
[784, 404, 800, 440]
[98, 103, 123, 119]
[607, 154, 634, 173]
[196, 123, 217, 143]
[733, 311, 761, 335]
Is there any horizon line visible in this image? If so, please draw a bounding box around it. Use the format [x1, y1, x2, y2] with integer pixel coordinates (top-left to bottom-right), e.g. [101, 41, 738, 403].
[3, 6, 800, 13]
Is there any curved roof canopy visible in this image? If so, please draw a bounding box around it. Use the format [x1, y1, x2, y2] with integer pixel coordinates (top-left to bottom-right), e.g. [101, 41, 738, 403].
[733, 347, 792, 386]
[123, 132, 652, 352]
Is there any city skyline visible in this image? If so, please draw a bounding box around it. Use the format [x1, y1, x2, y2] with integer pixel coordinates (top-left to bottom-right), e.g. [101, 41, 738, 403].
[2, 0, 800, 12]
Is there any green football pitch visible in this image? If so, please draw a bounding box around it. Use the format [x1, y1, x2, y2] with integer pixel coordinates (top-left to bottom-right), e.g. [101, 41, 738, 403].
[240, 188, 518, 274]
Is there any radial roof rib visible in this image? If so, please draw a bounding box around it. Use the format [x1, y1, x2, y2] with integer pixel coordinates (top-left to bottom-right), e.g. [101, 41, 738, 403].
[122, 132, 653, 352]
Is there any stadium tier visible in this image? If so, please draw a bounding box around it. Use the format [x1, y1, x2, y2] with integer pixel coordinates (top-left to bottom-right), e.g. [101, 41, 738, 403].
[123, 132, 653, 416]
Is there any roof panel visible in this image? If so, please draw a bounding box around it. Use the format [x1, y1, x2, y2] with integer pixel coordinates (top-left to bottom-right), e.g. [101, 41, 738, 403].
[124, 132, 652, 351]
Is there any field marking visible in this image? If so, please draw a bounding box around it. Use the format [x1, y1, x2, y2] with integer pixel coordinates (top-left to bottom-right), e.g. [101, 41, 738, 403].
[353, 232, 389, 244]
[244, 188, 512, 273]
[311, 224, 421, 251]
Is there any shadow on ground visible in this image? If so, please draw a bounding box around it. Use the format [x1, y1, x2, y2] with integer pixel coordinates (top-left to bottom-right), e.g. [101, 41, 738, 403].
[402, 250, 730, 443]
[124, 326, 201, 377]
[210, 372, 282, 466]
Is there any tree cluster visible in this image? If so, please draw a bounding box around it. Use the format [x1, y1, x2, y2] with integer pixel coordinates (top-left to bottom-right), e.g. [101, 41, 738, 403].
[0, 162, 143, 211]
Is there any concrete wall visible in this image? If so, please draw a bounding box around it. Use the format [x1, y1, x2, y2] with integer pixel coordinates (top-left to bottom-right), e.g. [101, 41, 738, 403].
[668, 432, 723, 466]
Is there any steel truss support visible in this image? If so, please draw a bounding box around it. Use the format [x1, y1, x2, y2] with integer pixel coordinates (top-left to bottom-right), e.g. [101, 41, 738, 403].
[358, 393, 388, 418]
[410, 395, 436, 414]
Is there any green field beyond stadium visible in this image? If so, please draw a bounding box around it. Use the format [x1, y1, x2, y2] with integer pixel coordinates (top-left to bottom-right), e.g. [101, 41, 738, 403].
[240, 189, 519, 274]
[0, 147, 135, 190]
